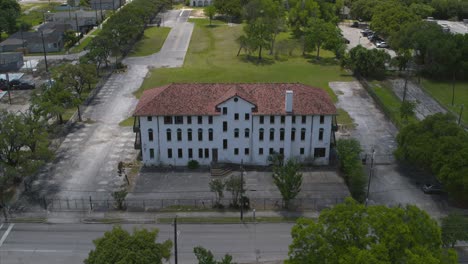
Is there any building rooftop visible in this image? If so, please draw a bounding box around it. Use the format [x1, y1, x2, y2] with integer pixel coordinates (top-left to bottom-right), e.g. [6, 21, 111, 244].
[134, 83, 336, 116]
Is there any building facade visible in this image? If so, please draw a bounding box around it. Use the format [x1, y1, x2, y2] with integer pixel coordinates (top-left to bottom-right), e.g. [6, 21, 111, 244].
[133, 83, 336, 166]
[190, 0, 211, 7]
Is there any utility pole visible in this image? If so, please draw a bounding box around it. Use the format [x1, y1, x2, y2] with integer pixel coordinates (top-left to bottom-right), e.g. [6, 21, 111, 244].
[365, 148, 375, 207]
[458, 104, 464, 126]
[100, 0, 103, 21]
[40, 30, 49, 73]
[174, 216, 178, 264]
[402, 73, 408, 102]
[75, 13, 79, 33]
[240, 159, 244, 221]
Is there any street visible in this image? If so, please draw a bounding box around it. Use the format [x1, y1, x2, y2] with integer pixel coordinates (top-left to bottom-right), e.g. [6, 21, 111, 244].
[0, 223, 292, 264]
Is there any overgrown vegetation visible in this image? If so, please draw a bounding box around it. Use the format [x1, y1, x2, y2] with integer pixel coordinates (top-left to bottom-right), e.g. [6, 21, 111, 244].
[335, 138, 366, 202]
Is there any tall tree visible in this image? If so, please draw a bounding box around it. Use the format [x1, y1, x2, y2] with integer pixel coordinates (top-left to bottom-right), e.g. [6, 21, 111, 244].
[225, 175, 245, 208]
[85, 226, 172, 264]
[304, 18, 341, 59]
[32, 82, 74, 124]
[242, 18, 273, 60]
[204, 5, 217, 26]
[287, 198, 458, 264]
[441, 213, 468, 248]
[371, 2, 418, 37]
[0, 0, 20, 38]
[272, 159, 302, 209]
[341, 45, 390, 78]
[400, 100, 417, 123]
[289, 0, 321, 54]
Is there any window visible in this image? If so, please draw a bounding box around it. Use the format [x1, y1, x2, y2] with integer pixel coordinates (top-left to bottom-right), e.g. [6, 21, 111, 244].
[147, 116, 152, 121]
[178, 148, 183, 158]
[281, 116, 285, 124]
[302, 116, 306, 124]
[167, 149, 173, 159]
[320, 115, 325, 124]
[223, 107, 228, 115]
[291, 128, 296, 141]
[234, 97, 239, 102]
[314, 148, 326, 158]
[148, 129, 154, 142]
[245, 148, 249, 155]
[188, 148, 193, 159]
[259, 128, 264, 141]
[166, 129, 171, 141]
[187, 116, 192, 124]
[187, 129, 192, 141]
[280, 128, 285, 141]
[209, 128, 213, 141]
[164, 116, 172, 124]
[300, 148, 304, 155]
[269, 148, 274, 155]
[205, 148, 209, 158]
[292, 116, 296, 124]
[149, 148, 154, 159]
[319, 128, 324, 141]
[198, 148, 203, 158]
[270, 116, 275, 124]
[259, 116, 264, 124]
[198, 116, 203, 124]
[245, 113, 250, 120]
[223, 121, 228, 132]
[234, 148, 239, 155]
[269, 128, 275, 141]
[234, 128, 239, 138]
[208, 116, 213, 124]
[198, 128, 203, 141]
[175, 116, 183, 124]
[244, 128, 250, 138]
[279, 148, 284, 155]
[223, 139, 228, 149]
[259, 148, 264, 155]
[301, 128, 306, 140]
[177, 129, 182, 141]
[234, 113, 239, 120]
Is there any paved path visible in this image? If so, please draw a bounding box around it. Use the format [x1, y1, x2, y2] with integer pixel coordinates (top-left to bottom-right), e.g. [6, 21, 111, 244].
[0, 222, 291, 264]
[330, 81, 447, 218]
[30, 9, 194, 201]
[388, 79, 447, 120]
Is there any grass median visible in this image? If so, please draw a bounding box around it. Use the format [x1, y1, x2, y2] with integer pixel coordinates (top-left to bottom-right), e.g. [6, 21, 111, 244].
[136, 19, 353, 100]
[129, 26, 171, 57]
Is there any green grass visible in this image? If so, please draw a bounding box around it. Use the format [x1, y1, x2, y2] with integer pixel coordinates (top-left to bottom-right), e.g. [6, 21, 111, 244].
[90, 28, 101, 36]
[336, 108, 356, 129]
[129, 27, 171, 57]
[420, 79, 468, 125]
[119, 116, 134, 127]
[136, 19, 353, 100]
[70, 37, 92, 53]
[18, 3, 59, 27]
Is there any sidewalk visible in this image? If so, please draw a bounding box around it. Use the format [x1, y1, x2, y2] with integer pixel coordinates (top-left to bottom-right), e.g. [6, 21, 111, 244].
[6, 210, 320, 224]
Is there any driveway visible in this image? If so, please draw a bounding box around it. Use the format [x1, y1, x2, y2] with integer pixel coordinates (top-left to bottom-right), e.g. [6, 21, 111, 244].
[29, 9, 194, 201]
[330, 81, 447, 218]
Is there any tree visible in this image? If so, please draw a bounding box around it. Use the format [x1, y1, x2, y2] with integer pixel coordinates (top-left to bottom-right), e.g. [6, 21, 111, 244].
[286, 198, 458, 264]
[193, 246, 235, 264]
[225, 175, 245, 208]
[350, 0, 383, 21]
[371, 2, 418, 37]
[32, 82, 74, 124]
[204, 5, 216, 26]
[272, 159, 302, 209]
[289, 0, 321, 54]
[0, 0, 20, 38]
[209, 179, 224, 207]
[400, 100, 417, 122]
[112, 184, 128, 210]
[304, 18, 341, 59]
[242, 18, 273, 60]
[63, 30, 80, 51]
[335, 138, 366, 202]
[213, 0, 242, 20]
[341, 45, 390, 79]
[84, 226, 172, 264]
[441, 213, 468, 248]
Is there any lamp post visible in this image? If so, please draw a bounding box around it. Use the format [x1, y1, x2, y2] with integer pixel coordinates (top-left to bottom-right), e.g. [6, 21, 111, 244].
[240, 159, 244, 221]
[365, 148, 375, 207]
[173, 216, 178, 264]
[40, 30, 49, 73]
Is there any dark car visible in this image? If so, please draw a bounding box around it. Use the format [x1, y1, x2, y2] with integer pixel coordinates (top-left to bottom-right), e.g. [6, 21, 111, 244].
[13, 81, 35, 90]
[9, 79, 21, 86]
[422, 184, 446, 194]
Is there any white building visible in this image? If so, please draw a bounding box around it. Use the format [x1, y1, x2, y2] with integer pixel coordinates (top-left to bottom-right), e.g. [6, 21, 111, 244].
[190, 0, 211, 7]
[133, 83, 337, 166]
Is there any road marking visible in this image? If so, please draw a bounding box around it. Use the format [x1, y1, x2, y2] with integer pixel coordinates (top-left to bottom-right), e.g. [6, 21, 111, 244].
[0, 224, 14, 248]
[0, 249, 76, 253]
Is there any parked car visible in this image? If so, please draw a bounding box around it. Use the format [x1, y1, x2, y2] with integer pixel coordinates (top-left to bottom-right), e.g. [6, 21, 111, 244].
[9, 79, 21, 86]
[422, 184, 446, 194]
[376, 41, 389, 48]
[440, 24, 450, 32]
[352, 21, 359, 28]
[12, 81, 35, 90]
[361, 29, 373, 36]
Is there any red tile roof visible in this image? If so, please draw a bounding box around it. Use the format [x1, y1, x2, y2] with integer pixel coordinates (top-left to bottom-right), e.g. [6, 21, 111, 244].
[134, 83, 336, 116]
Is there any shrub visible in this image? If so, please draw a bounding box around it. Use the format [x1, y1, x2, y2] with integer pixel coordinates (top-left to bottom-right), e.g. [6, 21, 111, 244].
[187, 160, 199, 169]
[336, 139, 366, 202]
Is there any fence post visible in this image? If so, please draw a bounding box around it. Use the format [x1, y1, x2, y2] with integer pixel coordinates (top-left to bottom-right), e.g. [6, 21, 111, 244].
[66, 198, 70, 209]
[89, 196, 93, 210]
[42, 197, 47, 210]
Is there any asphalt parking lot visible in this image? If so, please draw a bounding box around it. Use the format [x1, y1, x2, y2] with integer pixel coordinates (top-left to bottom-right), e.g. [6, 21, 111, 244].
[339, 23, 396, 57]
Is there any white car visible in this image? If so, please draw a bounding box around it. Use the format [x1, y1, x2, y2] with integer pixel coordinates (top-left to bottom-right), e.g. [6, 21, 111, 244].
[376, 41, 388, 48]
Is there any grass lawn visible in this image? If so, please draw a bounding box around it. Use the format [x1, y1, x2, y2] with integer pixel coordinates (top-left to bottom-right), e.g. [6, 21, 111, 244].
[336, 108, 355, 128]
[18, 3, 58, 27]
[136, 19, 353, 101]
[90, 28, 101, 36]
[128, 27, 171, 57]
[420, 79, 468, 125]
[119, 116, 134, 127]
[70, 37, 92, 53]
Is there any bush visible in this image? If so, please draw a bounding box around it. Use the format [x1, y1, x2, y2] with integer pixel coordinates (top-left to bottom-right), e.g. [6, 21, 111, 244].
[187, 160, 199, 169]
[336, 139, 366, 202]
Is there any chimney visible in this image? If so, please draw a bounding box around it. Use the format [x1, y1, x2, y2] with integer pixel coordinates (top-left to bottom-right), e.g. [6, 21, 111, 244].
[285, 90, 293, 113]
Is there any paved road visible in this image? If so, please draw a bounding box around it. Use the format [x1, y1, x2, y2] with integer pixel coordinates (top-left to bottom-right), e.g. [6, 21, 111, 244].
[388, 79, 447, 120]
[330, 81, 446, 218]
[0, 223, 291, 264]
[29, 9, 194, 201]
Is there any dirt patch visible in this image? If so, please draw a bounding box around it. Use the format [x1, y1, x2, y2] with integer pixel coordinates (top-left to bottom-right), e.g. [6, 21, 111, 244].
[189, 9, 205, 18]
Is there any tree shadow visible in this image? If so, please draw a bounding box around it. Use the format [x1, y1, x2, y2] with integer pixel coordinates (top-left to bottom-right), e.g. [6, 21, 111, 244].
[239, 55, 275, 66]
[305, 55, 339, 66]
[204, 24, 221, 28]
